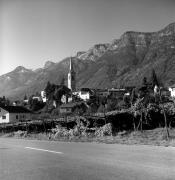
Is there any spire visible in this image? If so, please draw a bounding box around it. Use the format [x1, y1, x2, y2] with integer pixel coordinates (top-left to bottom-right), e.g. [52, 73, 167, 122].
[68, 56, 76, 91]
[69, 56, 75, 73]
[69, 57, 72, 71]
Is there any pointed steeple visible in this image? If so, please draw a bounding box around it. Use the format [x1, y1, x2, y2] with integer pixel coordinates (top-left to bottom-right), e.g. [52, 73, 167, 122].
[68, 57, 76, 91]
[69, 57, 72, 71]
[69, 57, 75, 73]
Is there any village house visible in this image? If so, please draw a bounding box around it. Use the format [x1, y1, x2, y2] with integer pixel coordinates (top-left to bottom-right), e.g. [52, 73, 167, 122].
[169, 86, 175, 97]
[59, 102, 87, 114]
[75, 88, 94, 101]
[41, 90, 47, 102]
[108, 88, 127, 98]
[160, 87, 171, 97]
[0, 106, 31, 124]
[60, 103, 75, 114]
[95, 89, 109, 97]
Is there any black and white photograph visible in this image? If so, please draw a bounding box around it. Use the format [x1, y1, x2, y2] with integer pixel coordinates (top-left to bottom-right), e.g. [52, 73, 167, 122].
[0, 0, 175, 179]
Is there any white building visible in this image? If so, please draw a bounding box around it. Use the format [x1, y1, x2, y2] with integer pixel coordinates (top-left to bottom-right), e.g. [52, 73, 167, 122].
[75, 88, 94, 101]
[41, 91, 47, 102]
[32, 96, 42, 101]
[61, 95, 67, 104]
[0, 106, 31, 124]
[169, 87, 175, 97]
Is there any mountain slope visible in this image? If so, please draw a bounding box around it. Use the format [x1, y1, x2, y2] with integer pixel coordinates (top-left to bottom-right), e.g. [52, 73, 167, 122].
[0, 22, 175, 100]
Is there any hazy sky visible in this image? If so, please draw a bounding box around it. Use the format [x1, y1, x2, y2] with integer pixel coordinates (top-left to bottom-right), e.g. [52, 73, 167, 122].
[0, 0, 175, 75]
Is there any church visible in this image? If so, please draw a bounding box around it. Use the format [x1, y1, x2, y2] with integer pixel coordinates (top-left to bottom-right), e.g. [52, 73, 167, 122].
[67, 57, 94, 101]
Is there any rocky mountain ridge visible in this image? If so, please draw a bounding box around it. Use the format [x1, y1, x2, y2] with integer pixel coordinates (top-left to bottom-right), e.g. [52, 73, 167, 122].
[0, 22, 175, 100]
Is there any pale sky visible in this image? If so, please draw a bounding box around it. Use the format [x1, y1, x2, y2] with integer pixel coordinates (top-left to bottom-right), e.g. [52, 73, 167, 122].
[0, 0, 175, 75]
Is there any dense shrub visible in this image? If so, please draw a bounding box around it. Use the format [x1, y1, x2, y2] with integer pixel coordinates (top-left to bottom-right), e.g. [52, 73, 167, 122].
[14, 130, 27, 137]
[95, 123, 112, 137]
[52, 126, 70, 138]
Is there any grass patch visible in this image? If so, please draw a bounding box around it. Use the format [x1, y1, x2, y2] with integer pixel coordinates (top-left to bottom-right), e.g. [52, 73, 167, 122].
[1, 128, 175, 146]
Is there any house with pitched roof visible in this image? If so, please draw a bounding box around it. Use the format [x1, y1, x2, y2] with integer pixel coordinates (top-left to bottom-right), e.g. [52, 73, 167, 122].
[59, 101, 87, 114]
[169, 86, 175, 97]
[0, 106, 31, 123]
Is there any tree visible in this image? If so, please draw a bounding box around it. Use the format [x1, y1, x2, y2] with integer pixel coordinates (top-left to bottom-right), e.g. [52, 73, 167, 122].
[160, 101, 175, 128]
[45, 81, 53, 99]
[151, 69, 159, 88]
[130, 88, 137, 106]
[142, 77, 147, 87]
[159, 94, 170, 140]
[150, 72, 170, 140]
[28, 95, 45, 111]
[0, 96, 11, 106]
[74, 102, 87, 116]
[24, 94, 28, 100]
[130, 98, 146, 132]
[35, 91, 40, 96]
[60, 77, 65, 85]
[54, 85, 70, 105]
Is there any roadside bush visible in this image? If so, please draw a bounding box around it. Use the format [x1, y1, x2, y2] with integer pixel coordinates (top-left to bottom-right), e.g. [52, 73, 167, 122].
[53, 127, 70, 138]
[72, 126, 81, 136]
[95, 123, 112, 137]
[14, 130, 27, 137]
[52, 125, 81, 139]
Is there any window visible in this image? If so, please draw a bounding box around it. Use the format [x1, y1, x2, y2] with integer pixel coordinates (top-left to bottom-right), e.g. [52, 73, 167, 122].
[2, 116, 6, 119]
[16, 115, 18, 119]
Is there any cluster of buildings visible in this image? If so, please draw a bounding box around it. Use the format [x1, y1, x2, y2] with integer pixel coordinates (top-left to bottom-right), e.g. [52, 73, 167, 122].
[1, 57, 175, 123]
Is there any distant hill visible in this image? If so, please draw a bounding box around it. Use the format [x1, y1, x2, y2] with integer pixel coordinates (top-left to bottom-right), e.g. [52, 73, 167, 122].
[0, 22, 175, 100]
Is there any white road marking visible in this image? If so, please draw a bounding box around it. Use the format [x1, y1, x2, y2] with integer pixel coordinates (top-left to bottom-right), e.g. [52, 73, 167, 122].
[25, 147, 63, 154]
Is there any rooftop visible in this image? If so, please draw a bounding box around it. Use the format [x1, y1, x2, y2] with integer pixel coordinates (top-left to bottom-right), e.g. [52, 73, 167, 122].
[60, 102, 84, 108]
[0, 106, 31, 113]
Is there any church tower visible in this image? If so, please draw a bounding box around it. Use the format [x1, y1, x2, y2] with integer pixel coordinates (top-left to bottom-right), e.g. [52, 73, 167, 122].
[68, 57, 76, 91]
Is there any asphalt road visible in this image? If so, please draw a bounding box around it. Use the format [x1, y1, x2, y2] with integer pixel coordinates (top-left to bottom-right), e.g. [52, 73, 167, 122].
[0, 138, 175, 180]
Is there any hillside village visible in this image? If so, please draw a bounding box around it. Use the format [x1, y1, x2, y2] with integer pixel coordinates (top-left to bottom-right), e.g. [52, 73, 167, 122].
[1, 23, 175, 140]
[1, 56, 175, 141]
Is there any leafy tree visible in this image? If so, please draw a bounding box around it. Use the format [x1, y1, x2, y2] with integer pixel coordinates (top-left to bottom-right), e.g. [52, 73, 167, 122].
[97, 104, 106, 113]
[0, 96, 10, 106]
[35, 91, 40, 96]
[60, 77, 65, 85]
[73, 102, 87, 116]
[24, 94, 28, 100]
[53, 85, 70, 105]
[151, 69, 159, 88]
[130, 97, 151, 132]
[45, 81, 54, 99]
[160, 101, 175, 128]
[28, 96, 45, 111]
[130, 88, 137, 106]
[142, 77, 148, 87]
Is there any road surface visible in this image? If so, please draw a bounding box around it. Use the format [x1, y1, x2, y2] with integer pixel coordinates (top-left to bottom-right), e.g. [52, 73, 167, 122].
[0, 138, 175, 180]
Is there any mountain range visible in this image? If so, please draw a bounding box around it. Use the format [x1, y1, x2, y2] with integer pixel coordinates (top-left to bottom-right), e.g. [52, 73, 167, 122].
[0, 22, 175, 100]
